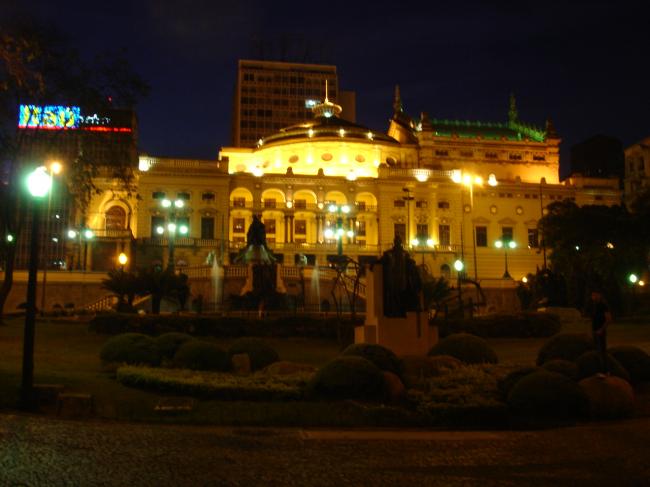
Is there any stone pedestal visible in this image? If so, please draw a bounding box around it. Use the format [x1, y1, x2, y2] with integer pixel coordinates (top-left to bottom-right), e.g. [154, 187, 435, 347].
[355, 265, 438, 356]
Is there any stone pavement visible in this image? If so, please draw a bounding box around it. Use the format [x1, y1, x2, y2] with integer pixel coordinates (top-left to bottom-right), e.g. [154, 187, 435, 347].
[1, 413, 649, 486]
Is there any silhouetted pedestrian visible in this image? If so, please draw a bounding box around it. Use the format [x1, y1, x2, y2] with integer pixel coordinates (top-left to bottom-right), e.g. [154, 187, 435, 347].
[586, 290, 612, 374]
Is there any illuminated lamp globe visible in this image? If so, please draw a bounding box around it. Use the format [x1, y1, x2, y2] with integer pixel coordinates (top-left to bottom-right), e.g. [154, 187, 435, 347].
[324, 229, 334, 239]
[26, 166, 52, 198]
[174, 199, 184, 209]
[117, 253, 128, 266]
[252, 167, 264, 177]
[495, 240, 503, 249]
[488, 174, 498, 187]
[6, 234, 14, 243]
[474, 176, 483, 185]
[346, 230, 354, 238]
[341, 205, 351, 214]
[508, 241, 517, 249]
[426, 238, 435, 247]
[286, 201, 293, 209]
[454, 259, 464, 272]
[155, 226, 164, 235]
[179, 225, 189, 235]
[639, 280, 645, 287]
[410, 238, 420, 247]
[67, 229, 77, 239]
[161, 199, 172, 208]
[336, 228, 344, 237]
[167, 223, 177, 233]
[522, 276, 528, 283]
[328, 204, 338, 213]
[629, 274, 638, 284]
[49, 161, 63, 175]
[83, 229, 94, 240]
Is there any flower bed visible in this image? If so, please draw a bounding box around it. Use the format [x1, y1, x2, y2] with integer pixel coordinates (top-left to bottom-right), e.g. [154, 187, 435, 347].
[116, 366, 309, 401]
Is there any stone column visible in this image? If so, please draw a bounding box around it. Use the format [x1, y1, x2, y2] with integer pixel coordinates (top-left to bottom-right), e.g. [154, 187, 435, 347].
[289, 215, 295, 243]
[284, 214, 289, 243]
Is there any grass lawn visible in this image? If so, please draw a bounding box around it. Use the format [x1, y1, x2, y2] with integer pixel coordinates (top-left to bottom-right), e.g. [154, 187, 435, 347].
[0, 314, 648, 424]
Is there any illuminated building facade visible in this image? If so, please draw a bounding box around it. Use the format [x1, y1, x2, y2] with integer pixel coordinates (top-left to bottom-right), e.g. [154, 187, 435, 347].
[231, 60, 355, 147]
[82, 91, 620, 287]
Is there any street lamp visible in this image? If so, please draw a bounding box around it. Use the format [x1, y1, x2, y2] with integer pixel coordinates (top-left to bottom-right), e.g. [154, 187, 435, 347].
[67, 228, 94, 270]
[21, 166, 52, 409]
[495, 238, 516, 279]
[118, 252, 128, 270]
[402, 188, 414, 247]
[40, 161, 64, 315]
[454, 259, 464, 315]
[159, 198, 188, 271]
[326, 204, 354, 261]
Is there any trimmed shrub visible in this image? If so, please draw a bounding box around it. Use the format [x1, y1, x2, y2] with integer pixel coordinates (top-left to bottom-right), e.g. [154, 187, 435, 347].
[508, 370, 589, 420]
[579, 375, 635, 419]
[228, 338, 279, 371]
[341, 343, 401, 375]
[100, 333, 161, 366]
[173, 341, 229, 371]
[428, 333, 498, 364]
[438, 312, 561, 338]
[308, 356, 385, 400]
[608, 346, 650, 384]
[541, 359, 579, 380]
[400, 355, 462, 388]
[575, 351, 630, 382]
[263, 361, 317, 376]
[155, 333, 194, 360]
[536, 333, 594, 365]
[497, 367, 537, 400]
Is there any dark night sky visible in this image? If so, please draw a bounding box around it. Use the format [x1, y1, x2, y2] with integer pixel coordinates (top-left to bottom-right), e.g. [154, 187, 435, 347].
[5, 0, 650, 175]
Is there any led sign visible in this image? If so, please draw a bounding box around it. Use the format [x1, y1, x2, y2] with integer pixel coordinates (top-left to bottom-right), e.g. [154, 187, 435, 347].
[18, 104, 132, 132]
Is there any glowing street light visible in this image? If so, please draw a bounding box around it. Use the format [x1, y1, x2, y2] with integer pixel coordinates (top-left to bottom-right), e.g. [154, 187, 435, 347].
[629, 273, 638, 284]
[160, 198, 188, 271]
[495, 238, 516, 279]
[49, 161, 63, 175]
[6, 234, 14, 243]
[118, 252, 128, 266]
[26, 166, 52, 198]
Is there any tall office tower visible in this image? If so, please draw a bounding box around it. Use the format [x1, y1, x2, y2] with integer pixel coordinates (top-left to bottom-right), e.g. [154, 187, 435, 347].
[231, 60, 356, 147]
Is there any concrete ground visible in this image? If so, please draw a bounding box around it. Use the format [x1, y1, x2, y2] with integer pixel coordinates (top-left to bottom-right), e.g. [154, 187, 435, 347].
[1, 414, 649, 486]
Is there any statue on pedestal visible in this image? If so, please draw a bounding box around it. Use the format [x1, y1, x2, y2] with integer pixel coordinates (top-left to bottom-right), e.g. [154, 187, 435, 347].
[377, 235, 422, 317]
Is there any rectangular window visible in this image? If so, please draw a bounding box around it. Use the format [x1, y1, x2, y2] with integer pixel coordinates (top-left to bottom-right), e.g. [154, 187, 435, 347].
[201, 217, 215, 239]
[294, 199, 306, 209]
[356, 220, 366, 237]
[475, 226, 488, 247]
[485, 152, 498, 159]
[416, 200, 428, 208]
[265, 219, 276, 234]
[233, 218, 246, 233]
[177, 192, 191, 200]
[437, 201, 450, 209]
[393, 199, 405, 208]
[394, 223, 406, 241]
[438, 224, 451, 246]
[435, 150, 449, 157]
[355, 201, 366, 211]
[509, 153, 523, 161]
[263, 198, 276, 208]
[151, 216, 164, 238]
[295, 219, 306, 235]
[528, 228, 539, 248]
[501, 226, 514, 241]
[201, 192, 215, 201]
[416, 224, 429, 239]
[233, 197, 246, 208]
[152, 191, 166, 200]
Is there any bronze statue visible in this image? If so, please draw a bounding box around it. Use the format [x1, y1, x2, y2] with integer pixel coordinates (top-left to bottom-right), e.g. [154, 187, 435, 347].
[246, 214, 267, 247]
[377, 235, 422, 317]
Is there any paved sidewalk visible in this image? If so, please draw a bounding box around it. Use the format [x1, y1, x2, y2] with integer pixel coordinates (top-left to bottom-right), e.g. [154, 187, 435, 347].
[1, 414, 649, 486]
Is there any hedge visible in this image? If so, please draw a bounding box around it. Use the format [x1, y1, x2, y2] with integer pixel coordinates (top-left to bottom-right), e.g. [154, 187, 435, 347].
[116, 366, 306, 401]
[428, 333, 498, 364]
[536, 333, 595, 365]
[227, 338, 280, 371]
[608, 346, 650, 384]
[99, 333, 161, 366]
[155, 333, 194, 360]
[173, 341, 230, 372]
[437, 312, 561, 338]
[307, 356, 385, 401]
[575, 351, 631, 382]
[341, 343, 401, 375]
[89, 313, 345, 339]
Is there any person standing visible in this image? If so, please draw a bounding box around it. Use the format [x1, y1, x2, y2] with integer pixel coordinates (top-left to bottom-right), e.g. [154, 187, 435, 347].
[587, 290, 612, 374]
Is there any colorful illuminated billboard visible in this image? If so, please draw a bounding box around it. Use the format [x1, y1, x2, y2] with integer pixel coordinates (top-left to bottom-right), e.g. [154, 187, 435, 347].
[18, 104, 132, 132]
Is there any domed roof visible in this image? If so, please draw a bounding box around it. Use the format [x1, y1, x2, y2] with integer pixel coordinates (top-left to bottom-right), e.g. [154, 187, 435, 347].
[259, 115, 398, 147]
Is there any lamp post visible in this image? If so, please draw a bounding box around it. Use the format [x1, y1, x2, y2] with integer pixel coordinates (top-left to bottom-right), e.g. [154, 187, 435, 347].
[40, 161, 62, 316]
[21, 166, 52, 409]
[158, 198, 188, 272]
[495, 238, 516, 279]
[325, 204, 353, 262]
[454, 258, 464, 315]
[402, 188, 414, 247]
[67, 228, 94, 271]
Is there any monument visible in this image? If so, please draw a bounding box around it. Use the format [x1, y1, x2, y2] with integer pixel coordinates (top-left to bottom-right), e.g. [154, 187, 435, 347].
[355, 236, 438, 355]
[236, 215, 286, 310]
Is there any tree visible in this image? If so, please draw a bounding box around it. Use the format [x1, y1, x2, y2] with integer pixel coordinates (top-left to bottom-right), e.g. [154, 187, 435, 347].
[540, 200, 648, 313]
[136, 268, 186, 315]
[101, 269, 138, 312]
[0, 18, 149, 322]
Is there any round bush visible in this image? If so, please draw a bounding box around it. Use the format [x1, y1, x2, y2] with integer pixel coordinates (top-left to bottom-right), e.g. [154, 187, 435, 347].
[508, 370, 589, 420]
[536, 333, 595, 365]
[308, 356, 385, 400]
[579, 375, 635, 419]
[100, 333, 161, 366]
[428, 333, 498, 364]
[608, 346, 650, 384]
[341, 343, 401, 375]
[174, 341, 229, 371]
[497, 367, 537, 400]
[155, 333, 194, 360]
[575, 351, 630, 382]
[227, 338, 279, 371]
[541, 359, 579, 380]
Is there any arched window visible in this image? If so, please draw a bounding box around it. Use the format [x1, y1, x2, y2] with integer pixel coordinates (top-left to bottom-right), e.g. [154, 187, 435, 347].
[105, 206, 127, 230]
[440, 264, 451, 280]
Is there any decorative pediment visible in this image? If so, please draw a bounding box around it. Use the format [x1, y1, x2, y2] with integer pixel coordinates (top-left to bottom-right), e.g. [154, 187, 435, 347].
[498, 217, 517, 225]
[524, 219, 539, 227]
[472, 216, 490, 224]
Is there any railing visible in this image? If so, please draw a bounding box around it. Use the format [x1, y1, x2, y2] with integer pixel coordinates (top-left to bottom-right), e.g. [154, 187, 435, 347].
[84, 295, 117, 312]
[231, 201, 379, 213]
[89, 229, 133, 239]
[387, 167, 454, 179]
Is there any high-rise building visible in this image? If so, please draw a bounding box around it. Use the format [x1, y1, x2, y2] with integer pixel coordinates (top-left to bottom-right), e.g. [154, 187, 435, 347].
[624, 136, 650, 206]
[231, 60, 356, 147]
[569, 134, 624, 179]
